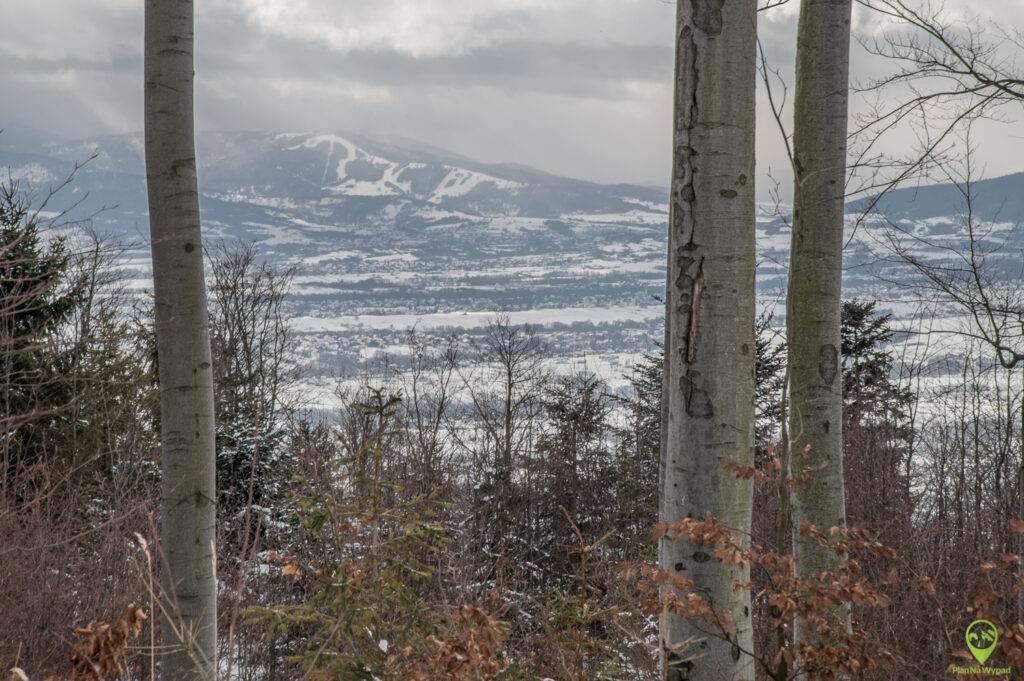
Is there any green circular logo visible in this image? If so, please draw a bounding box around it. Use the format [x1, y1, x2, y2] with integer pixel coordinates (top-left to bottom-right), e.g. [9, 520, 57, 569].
[966, 619, 999, 665]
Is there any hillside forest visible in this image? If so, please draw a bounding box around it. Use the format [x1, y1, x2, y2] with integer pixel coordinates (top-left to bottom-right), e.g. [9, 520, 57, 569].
[8, 1, 1024, 681]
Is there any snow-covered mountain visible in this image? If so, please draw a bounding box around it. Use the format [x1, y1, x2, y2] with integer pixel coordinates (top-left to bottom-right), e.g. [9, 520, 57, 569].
[3, 127, 1024, 392]
[1, 129, 671, 386]
[3, 128, 667, 224]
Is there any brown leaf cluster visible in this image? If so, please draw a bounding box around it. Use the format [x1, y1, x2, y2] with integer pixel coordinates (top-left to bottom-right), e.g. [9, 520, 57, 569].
[627, 513, 905, 681]
[724, 450, 831, 494]
[7, 605, 148, 681]
[65, 604, 147, 681]
[265, 550, 302, 578]
[407, 605, 508, 681]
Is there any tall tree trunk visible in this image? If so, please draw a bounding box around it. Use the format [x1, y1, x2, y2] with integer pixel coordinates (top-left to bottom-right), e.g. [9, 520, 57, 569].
[660, 1, 757, 679]
[144, 2, 218, 678]
[1018, 365, 1023, 624]
[787, 0, 853, 622]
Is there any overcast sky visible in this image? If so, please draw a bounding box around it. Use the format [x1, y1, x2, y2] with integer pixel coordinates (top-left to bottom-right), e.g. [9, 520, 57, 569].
[3, 0, 1024, 195]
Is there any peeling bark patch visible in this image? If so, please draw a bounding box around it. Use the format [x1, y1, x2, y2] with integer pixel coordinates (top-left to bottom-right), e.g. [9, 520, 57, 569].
[672, 21, 699, 224]
[690, 0, 726, 35]
[681, 371, 714, 418]
[673, 249, 703, 364]
[685, 260, 704, 364]
[669, 1, 718, 424]
[818, 343, 838, 385]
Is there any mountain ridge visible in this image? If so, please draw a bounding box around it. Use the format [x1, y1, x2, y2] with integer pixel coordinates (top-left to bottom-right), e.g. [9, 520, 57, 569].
[3, 128, 1024, 380]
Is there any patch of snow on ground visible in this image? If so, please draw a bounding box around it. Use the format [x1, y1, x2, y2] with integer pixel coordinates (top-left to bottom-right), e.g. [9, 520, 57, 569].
[429, 167, 525, 202]
[291, 305, 664, 333]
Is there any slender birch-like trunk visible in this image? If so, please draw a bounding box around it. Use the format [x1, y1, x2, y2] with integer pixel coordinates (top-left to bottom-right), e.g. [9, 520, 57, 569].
[787, 0, 853, 611]
[660, 1, 757, 678]
[144, 2, 218, 678]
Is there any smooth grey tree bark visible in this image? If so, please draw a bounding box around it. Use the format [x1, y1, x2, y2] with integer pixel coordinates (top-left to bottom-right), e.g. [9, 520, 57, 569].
[659, 1, 757, 679]
[787, 0, 854, 609]
[144, 1, 218, 678]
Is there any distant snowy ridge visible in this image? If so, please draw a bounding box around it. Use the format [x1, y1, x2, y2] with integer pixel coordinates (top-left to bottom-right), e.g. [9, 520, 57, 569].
[5, 127, 1024, 382]
[291, 305, 665, 333]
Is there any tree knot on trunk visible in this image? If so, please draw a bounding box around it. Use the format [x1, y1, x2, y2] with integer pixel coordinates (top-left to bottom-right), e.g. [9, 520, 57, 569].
[170, 157, 196, 177]
[689, 0, 727, 36]
[818, 343, 839, 385]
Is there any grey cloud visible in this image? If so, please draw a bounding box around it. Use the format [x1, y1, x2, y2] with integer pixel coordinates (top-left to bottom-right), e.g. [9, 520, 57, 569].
[4, 0, 1024, 191]
[198, 36, 672, 98]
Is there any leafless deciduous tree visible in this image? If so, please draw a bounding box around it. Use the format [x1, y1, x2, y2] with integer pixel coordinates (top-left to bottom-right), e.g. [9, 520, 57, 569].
[660, 1, 758, 679]
[850, 0, 1024, 215]
[787, 0, 855, 635]
[459, 316, 547, 551]
[208, 241, 295, 514]
[144, 0, 217, 677]
[879, 122, 1024, 622]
